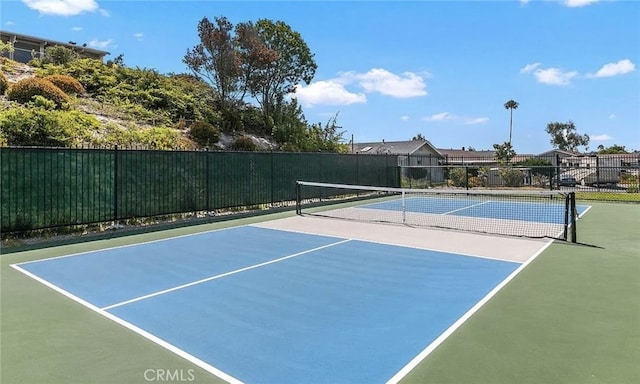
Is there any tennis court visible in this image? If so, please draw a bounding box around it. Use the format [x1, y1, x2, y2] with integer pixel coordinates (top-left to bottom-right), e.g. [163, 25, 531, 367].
[8, 184, 591, 384]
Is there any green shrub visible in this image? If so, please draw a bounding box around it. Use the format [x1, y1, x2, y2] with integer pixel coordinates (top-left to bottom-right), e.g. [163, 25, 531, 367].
[189, 121, 219, 147]
[30, 95, 57, 110]
[448, 168, 467, 187]
[498, 168, 524, 187]
[7, 77, 70, 109]
[230, 135, 258, 151]
[0, 106, 98, 146]
[100, 124, 183, 150]
[44, 74, 85, 95]
[0, 71, 8, 94]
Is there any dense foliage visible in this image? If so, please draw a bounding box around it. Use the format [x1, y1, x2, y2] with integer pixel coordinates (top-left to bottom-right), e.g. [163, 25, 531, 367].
[6, 77, 70, 109]
[43, 74, 85, 95]
[1, 15, 343, 152]
[0, 71, 7, 94]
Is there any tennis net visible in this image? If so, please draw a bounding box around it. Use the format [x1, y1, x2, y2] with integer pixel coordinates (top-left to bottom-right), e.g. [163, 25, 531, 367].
[296, 181, 577, 242]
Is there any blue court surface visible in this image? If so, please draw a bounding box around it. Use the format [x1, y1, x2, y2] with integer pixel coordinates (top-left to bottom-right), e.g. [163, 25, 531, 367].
[15, 225, 525, 384]
[362, 197, 590, 224]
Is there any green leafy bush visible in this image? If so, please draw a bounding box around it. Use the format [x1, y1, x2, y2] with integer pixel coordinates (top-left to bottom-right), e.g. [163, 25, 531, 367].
[0, 106, 98, 146]
[189, 121, 219, 147]
[230, 135, 258, 151]
[448, 168, 467, 187]
[29, 95, 57, 110]
[100, 124, 184, 150]
[0, 71, 8, 94]
[44, 74, 85, 95]
[6, 77, 70, 109]
[498, 168, 524, 187]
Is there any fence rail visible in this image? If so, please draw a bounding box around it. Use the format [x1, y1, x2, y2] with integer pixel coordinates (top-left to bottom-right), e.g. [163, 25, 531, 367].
[0, 147, 399, 233]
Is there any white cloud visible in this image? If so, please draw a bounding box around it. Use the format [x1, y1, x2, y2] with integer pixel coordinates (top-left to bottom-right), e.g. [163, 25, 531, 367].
[533, 67, 578, 86]
[22, 0, 100, 16]
[591, 134, 613, 141]
[343, 68, 428, 98]
[422, 112, 488, 125]
[464, 117, 489, 125]
[609, 114, 616, 120]
[88, 38, 114, 49]
[71, 26, 83, 31]
[588, 59, 636, 78]
[5, 21, 15, 26]
[423, 112, 454, 122]
[294, 81, 366, 107]
[519, 0, 531, 5]
[562, 0, 600, 7]
[520, 63, 542, 74]
[400, 116, 410, 121]
[133, 32, 144, 41]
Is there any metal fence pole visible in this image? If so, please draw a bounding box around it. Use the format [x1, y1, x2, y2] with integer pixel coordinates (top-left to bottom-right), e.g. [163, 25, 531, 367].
[113, 145, 119, 222]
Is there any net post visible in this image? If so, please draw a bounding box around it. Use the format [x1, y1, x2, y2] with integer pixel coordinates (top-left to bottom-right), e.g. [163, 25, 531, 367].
[563, 193, 569, 241]
[295, 181, 301, 215]
[401, 189, 406, 224]
[570, 192, 577, 243]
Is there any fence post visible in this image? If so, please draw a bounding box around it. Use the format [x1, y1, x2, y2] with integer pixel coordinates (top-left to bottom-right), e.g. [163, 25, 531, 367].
[555, 154, 561, 190]
[596, 155, 601, 192]
[465, 165, 469, 190]
[113, 145, 119, 223]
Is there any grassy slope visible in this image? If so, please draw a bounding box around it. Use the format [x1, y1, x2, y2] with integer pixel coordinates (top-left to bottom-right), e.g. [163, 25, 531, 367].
[401, 201, 640, 384]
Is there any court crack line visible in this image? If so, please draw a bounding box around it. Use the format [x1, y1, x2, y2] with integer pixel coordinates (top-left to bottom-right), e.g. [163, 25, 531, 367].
[101, 238, 352, 311]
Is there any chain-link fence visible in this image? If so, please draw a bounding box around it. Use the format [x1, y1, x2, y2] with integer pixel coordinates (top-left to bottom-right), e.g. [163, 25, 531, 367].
[399, 154, 640, 200]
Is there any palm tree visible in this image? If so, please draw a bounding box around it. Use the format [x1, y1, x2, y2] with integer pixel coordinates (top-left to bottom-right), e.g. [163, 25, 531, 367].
[504, 99, 519, 144]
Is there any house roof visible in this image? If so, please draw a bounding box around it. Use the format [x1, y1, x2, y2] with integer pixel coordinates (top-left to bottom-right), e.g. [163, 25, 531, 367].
[436, 148, 496, 158]
[537, 149, 580, 157]
[0, 30, 110, 57]
[351, 140, 441, 156]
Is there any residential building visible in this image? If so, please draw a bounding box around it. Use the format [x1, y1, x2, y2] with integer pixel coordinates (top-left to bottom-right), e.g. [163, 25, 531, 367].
[0, 30, 110, 64]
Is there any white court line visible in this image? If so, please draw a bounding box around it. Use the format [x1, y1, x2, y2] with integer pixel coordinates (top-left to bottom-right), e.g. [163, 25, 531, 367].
[441, 201, 490, 215]
[385, 238, 555, 384]
[14, 224, 254, 266]
[102, 239, 351, 310]
[10, 263, 245, 384]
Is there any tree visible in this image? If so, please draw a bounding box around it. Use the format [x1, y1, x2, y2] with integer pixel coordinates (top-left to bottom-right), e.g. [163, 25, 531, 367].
[184, 16, 243, 112]
[493, 141, 521, 186]
[243, 19, 317, 118]
[545, 121, 590, 152]
[493, 141, 516, 164]
[412, 133, 425, 141]
[597, 144, 628, 154]
[504, 99, 519, 144]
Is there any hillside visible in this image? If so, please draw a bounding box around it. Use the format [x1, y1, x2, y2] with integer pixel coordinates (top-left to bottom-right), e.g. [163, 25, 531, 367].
[0, 58, 287, 151]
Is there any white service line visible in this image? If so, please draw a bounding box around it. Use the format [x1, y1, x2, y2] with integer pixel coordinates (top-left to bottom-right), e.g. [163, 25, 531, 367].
[102, 238, 352, 310]
[441, 201, 490, 215]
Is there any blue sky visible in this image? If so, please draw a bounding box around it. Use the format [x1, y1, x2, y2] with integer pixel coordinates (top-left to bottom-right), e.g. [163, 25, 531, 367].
[2, 0, 639, 153]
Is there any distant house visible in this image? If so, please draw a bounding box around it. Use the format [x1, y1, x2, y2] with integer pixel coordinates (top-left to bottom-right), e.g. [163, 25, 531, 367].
[351, 140, 446, 184]
[436, 148, 497, 165]
[351, 139, 443, 166]
[0, 30, 110, 64]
